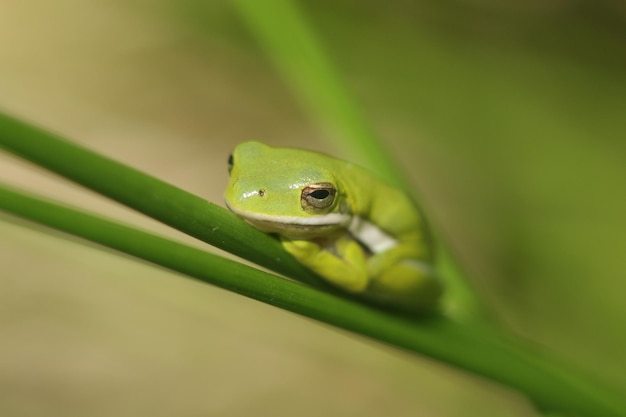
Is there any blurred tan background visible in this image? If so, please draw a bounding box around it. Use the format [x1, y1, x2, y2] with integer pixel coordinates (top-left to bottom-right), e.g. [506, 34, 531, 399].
[1, 1, 625, 416]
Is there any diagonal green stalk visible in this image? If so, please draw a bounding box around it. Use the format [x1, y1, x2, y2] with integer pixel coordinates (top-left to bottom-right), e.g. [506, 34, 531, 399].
[231, 0, 485, 321]
[0, 184, 332, 313]
[0, 182, 624, 417]
[0, 114, 624, 416]
[0, 113, 327, 290]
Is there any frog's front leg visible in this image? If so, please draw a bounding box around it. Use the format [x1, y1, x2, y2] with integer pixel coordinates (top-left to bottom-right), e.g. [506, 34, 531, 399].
[281, 236, 369, 292]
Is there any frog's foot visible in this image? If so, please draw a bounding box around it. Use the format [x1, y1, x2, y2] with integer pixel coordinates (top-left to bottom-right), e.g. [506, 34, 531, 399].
[282, 238, 369, 292]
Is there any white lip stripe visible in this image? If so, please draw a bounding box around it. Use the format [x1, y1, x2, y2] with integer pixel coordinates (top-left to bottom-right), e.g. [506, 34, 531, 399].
[348, 217, 397, 253]
[228, 205, 351, 226]
[226, 201, 397, 253]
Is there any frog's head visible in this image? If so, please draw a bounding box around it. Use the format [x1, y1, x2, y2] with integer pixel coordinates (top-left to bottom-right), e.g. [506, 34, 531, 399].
[225, 141, 350, 239]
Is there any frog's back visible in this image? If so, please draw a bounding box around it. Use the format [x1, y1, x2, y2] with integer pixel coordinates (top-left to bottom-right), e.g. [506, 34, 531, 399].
[334, 161, 431, 249]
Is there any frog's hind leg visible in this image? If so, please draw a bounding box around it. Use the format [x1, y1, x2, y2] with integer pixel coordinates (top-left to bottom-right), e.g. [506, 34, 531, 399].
[366, 260, 443, 311]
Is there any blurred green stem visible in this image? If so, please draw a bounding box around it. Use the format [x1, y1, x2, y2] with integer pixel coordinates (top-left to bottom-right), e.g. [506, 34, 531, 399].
[231, 0, 485, 322]
[232, 0, 401, 185]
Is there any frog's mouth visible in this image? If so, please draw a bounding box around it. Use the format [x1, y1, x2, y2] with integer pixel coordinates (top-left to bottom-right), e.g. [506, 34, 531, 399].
[226, 202, 350, 237]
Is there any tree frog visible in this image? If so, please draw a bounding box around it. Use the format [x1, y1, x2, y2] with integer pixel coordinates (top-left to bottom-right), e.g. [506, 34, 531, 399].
[225, 141, 442, 311]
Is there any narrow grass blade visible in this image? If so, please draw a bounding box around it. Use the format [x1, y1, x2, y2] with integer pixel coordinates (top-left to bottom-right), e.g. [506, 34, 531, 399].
[0, 112, 326, 288]
[0, 183, 624, 417]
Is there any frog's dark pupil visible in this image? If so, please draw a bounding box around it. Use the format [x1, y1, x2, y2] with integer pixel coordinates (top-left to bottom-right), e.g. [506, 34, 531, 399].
[310, 189, 330, 199]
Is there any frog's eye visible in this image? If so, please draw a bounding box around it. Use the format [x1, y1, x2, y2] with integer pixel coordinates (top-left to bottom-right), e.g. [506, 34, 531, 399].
[227, 154, 234, 174]
[302, 183, 336, 210]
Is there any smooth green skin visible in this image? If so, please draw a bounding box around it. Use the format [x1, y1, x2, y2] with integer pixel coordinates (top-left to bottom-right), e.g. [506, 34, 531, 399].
[225, 141, 442, 310]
